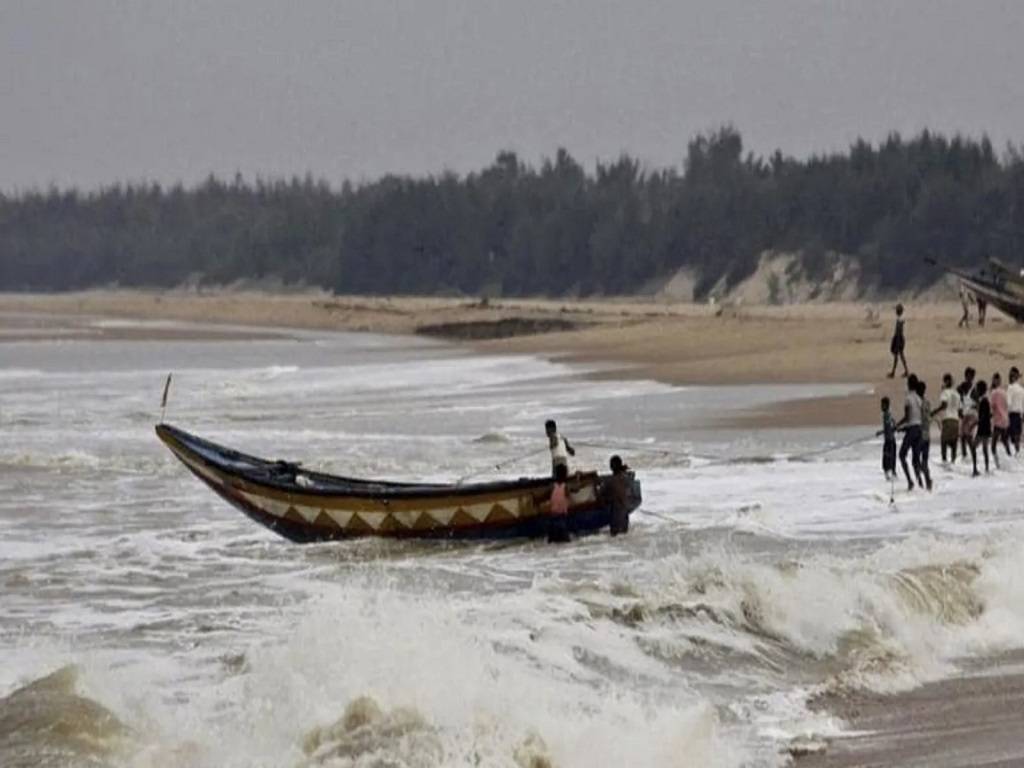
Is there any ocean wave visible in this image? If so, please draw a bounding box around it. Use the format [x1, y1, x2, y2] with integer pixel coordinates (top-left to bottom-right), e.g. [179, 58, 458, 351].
[582, 531, 1024, 696]
[0, 665, 133, 768]
[0, 368, 45, 380]
[0, 449, 171, 475]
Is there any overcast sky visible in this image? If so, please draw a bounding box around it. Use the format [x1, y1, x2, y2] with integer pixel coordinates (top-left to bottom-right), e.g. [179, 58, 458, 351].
[2, 0, 1023, 190]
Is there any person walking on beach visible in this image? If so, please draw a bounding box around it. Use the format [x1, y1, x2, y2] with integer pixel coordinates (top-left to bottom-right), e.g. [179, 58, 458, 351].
[916, 380, 933, 490]
[887, 304, 909, 379]
[546, 463, 571, 543]
[877, 397, 897, 481]
[958, 284, 971, 328]
[990, 372, 1011, 463]
[545, 419, 575, 477]
[959, 367, 977, 462]
[895, 374, 923, 490]
[978, 296, 988, 327]
[973, 380, 993, 475]
[935, 373, 961, 463]
[1007, 366, 1024, 454]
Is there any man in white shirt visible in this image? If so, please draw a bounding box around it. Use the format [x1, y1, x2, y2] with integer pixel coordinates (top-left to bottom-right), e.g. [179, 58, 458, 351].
[1007, 366, 1024, 454]
[545, 419, 576, 476]
[934, 373, 961, 463]
[896, 374, 924, 491]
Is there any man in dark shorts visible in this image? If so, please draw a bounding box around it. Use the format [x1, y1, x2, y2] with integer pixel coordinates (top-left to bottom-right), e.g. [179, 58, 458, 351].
[915, 380, 933, 491]
[895, 374, 923, 490]
[959, 367, 977, 462]
[602, 455, 632, 536]
[1007, 366, 1024, 453]
[887, 303, 908, 379]
[877, 397, 897, 480]
[973, 380, 993, 475]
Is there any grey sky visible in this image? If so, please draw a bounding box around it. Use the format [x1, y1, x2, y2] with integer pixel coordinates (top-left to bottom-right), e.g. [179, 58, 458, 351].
[2, 0, 1023, 190]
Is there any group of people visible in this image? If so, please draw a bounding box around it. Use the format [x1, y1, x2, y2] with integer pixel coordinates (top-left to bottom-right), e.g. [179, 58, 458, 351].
[880, 366, 1024, 490]
[544, 419, 632, 542]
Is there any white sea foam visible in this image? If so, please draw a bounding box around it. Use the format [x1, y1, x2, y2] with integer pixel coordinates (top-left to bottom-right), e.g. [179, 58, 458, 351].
[4, 329, 1024, 765]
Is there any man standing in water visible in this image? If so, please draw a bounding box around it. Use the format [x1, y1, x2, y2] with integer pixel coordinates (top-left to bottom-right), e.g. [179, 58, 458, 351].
[602, 455, 632, 536]
[959, 367, 978, 462]
[974, 380, 994, 474]
[546, 463, 571, 543]
[887, 304, 908, 379]
[915, 380, 933, 491]
[1007, 366, 1024, 454]
[545, 419, 575, 477]
[895, 374, 923, 490]
[990, 372, 1011, 461]
[934, 373, 961, 463]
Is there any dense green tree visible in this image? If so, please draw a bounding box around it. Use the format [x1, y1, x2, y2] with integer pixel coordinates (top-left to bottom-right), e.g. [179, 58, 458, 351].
[2, 128, 1022, 297]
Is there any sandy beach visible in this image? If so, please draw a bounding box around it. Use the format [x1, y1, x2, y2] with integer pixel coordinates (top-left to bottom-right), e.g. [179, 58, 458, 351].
[799, 652, 1024, 767]
[3, 289, 1020, 428]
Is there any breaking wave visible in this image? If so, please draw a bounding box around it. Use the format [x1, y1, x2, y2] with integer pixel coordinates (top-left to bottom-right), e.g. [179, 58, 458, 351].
[580, 530, 1024, 696]
[0, 666, 133, 768]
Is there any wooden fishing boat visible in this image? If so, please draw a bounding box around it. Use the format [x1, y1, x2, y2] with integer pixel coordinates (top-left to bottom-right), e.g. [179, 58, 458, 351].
[930, 257, 1024, 323]
[155, 424, 641, 542]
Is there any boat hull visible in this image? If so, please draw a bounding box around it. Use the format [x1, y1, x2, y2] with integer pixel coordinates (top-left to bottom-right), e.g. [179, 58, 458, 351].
[155, 424, 640, 542]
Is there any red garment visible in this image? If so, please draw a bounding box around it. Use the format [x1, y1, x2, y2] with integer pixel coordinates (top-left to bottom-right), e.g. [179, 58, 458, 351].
[991, 387, 1010, 429]
[550, 482, 569, 516]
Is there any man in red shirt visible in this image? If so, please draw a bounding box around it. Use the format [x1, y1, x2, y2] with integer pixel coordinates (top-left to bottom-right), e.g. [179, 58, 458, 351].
[990, 372, 1011, 463]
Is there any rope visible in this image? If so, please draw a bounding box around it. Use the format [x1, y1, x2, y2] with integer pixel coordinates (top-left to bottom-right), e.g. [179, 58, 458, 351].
[785, 433, 878, 462]
[577, 433, 877, 468]
[455, 447, 548, 485]
[636, 508, 681, 524]
[455, 432, 878, 485]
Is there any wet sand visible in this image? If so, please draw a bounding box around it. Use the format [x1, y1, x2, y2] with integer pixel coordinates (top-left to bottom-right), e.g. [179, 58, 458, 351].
[799, 653, 1024, 767]
[4, 290, 1020, 429]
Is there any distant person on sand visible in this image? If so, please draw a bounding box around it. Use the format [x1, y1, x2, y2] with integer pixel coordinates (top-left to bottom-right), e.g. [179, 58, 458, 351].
[546, 463, 571, 543]
[915, 380, 933, 490]
[895, 374, 923, 491]
[887, 304, 908, 378]
[603, 455, 632, 536]
[1007, 366, 1024, 453]
[977, 296, 988, 327]
[877, 397, 897, 482]
[990, 372, 1011, 461]
[973, 380, 993, 475]
[959, 367, 977, 462]
[934, 373, 961, 463]
[545, 419, 575, 477]
[958, 284, 971, 328]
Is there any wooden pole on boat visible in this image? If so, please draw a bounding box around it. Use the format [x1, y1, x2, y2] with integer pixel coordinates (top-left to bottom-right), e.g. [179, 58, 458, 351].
[160, 373, 173, 423]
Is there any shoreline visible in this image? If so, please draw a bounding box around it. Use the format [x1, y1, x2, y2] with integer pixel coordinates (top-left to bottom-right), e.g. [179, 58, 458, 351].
[4, 289, 1024, 429]
[5, 290, 1024, 765]
[797, 652, 1024, 767]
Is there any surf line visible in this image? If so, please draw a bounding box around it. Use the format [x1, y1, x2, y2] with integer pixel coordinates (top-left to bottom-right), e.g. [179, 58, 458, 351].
[576, 434, 878, 467]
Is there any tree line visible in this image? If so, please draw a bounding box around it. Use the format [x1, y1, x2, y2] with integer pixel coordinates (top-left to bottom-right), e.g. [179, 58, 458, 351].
[2, 127, 1023, 298]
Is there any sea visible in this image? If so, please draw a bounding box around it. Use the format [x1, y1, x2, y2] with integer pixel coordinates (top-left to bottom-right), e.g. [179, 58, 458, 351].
[2, 320, 1024, 767]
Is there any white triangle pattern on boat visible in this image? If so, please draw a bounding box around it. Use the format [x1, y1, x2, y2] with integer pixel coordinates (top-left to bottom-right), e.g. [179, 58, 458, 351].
[238, 491, 289, 518]
[391, 511, 420, 528]
[462, 502, 493, 522]
[430, 508, 457, 525]
[326, 509, 354, 528]
[295, 505, 319, 523]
